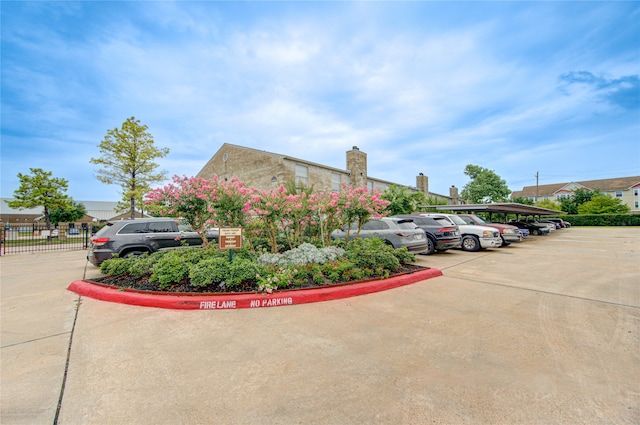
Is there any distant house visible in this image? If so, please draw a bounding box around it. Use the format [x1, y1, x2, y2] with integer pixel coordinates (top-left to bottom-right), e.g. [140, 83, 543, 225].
[0, 199, 150, 224]
[197, 143, 461, 204]
[510, 176, 640, 213]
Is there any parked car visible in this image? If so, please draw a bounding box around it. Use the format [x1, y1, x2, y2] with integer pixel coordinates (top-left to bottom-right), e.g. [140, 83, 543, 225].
[454, 214, 522, 246]
[522, 219, 556, 232]
[540, 218, 570, 228]
[394, 214, 461, 254]
[331, 217, 430, 253]
[509, 220, 550, 236]
[413, 213, 502, 252]
[87, 218, 219, 266]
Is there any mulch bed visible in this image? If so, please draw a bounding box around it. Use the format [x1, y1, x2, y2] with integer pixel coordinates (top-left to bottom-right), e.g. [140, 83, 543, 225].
[88, 264, 427, 294]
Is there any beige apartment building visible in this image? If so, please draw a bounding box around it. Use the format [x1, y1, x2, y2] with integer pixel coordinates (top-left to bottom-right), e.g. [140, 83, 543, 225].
[511, 176, 640, 213]
[197, 143, 461, 204]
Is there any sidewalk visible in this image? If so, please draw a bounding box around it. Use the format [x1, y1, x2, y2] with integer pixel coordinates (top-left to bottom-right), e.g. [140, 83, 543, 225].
[1, 228, 639, 424]
[1, 251, 91, 424]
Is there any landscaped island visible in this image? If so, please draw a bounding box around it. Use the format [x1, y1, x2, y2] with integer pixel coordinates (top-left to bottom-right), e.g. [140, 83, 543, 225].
[91, 240, 425, 294]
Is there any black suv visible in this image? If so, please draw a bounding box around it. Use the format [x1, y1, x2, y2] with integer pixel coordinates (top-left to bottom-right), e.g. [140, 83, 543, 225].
[393, 214, 462, 255]
[87, 218, 218, 266]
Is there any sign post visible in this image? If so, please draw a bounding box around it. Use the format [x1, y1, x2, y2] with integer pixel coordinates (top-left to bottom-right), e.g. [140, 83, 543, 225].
[218, 227, 243, 262]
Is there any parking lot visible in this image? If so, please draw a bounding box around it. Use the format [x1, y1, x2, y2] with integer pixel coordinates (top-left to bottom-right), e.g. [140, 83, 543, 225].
[1, 227, 639, 424]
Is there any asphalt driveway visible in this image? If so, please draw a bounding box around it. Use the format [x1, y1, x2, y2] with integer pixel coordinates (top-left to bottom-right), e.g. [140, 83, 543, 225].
[1, 227, 638, 424]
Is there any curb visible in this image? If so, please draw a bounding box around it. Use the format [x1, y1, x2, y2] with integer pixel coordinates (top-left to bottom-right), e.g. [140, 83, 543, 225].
[67, 268, 443, 310]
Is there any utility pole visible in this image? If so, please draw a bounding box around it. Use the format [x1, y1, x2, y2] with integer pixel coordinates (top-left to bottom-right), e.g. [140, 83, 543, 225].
[535, 171, 539, 206]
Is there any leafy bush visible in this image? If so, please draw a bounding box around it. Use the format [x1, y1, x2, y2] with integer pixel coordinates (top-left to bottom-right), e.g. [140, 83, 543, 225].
[554, 214, 640, 226]
[227, 258, 262, 288]
[344, 238, 401, 271]
[320, 259, 357, 282]
[127, 252, 160, 277]
[150, 250, 193, 288]
[99, 257, 131, 276]
[189, 257, 230, 288]
[256, 267, 300, 293]
[98, 234, 418, 292]
[392, 246, 416, 264]
[257, 243, 345, 267]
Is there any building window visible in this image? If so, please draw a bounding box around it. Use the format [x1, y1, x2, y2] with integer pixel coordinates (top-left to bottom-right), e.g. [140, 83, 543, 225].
[634, 189, 638, 196]
[295, 165, 308, 187]
[615, 190, 622, 198]
[331, 173, 341, 192]
[557, 193, 570, 199]
[367, 181, 373, 191]
[636, 202, 639, 208]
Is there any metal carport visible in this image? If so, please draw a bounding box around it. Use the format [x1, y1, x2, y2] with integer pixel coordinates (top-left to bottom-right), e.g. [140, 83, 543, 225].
[432, 203, 561, 221]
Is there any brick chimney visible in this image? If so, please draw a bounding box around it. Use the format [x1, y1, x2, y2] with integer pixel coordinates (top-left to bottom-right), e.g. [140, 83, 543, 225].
[416, 173, 429, 196]
[449, 185, 459, 205]
[346, 146, 367, 187]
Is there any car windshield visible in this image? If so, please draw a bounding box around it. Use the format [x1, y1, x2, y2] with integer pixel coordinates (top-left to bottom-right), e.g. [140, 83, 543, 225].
[397, 221, 418, 229]
[448, 215, 467, 225]
[459, 216, 474, 225]
[472, 215, 488, 224]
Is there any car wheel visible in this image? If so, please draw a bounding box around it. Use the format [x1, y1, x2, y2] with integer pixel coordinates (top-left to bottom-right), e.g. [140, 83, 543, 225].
[500, 238, 510, 247]
[532, 229, 540, 236]
[422, 237, 435, 255]
[461, 235, 481, 252]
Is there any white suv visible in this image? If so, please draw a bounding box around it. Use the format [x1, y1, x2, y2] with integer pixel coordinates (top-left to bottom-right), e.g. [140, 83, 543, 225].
[414, 213, 502, 252]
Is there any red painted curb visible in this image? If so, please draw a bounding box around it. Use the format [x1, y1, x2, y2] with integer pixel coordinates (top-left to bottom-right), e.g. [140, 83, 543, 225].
[67, 268, 443, 310]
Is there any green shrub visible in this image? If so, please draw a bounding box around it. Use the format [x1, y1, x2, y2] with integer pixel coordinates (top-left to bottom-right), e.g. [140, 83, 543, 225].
[555, 214, 640, 226]
[392, 246, 416, 264]
[320, 259, 357, 282]
[257, 243, 345, 267]
[100, 257, 131, 276]
[189, 257, 230, 288]
[227, 258, 262, 288]
[150, 251, 192, 289]
[127, 253, 157, 277]
[149, 248, 213, 288]
[344, 238, 401, 271]
[256, 267, 301, 293]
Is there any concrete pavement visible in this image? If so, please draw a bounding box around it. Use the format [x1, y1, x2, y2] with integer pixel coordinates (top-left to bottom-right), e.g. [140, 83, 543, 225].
[1, 227, 639, 424]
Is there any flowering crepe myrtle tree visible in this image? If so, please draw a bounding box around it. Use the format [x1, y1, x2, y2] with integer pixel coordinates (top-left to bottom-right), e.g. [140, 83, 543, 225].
[338, 184, 390, 244]
[148, 175, 391, 253]
[145, 175, 253, 247]
[280, 191, 313, 250]
[243, 185, 289, 253]
[146, 175, 214, 246]
[308, 191, 342, 247]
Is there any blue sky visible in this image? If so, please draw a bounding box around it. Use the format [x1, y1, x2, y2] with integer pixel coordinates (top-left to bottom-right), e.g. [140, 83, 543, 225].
[2, 1, 639, 202]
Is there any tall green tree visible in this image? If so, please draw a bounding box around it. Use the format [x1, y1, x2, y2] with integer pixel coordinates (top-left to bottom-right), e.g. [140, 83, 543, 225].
[6, 168, 72, 229]
[511, 196, 534, 206]
[91, 117, 169, 219]
[49, 201, 87, 225]
[577, 193, 630, 214]
[559, 188, 597, 214]
[382, 184, 428, 215]
[536, 199, 562, 211]
[460, 164, 511, 203]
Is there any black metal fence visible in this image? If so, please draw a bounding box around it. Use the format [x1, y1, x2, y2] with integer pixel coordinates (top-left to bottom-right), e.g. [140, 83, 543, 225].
[0, 223, 91, 256]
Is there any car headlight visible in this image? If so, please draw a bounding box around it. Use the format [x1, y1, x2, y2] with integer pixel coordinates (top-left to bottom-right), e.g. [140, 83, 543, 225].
[503, 229, 516, 234]
[482, 230, 492, 238]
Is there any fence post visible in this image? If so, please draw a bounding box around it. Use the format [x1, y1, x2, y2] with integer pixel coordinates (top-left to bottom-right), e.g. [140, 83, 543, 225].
[83, 223, 89, 248]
